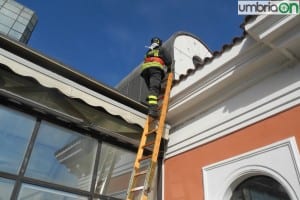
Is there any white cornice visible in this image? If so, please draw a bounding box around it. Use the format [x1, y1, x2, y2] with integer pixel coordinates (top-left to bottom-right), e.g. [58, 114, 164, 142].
[168, 36, 286, 126]
[245, 15, 299, 42]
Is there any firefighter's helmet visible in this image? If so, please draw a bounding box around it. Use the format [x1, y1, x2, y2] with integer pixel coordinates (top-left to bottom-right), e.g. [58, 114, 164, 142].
[151, 37, 162, 46]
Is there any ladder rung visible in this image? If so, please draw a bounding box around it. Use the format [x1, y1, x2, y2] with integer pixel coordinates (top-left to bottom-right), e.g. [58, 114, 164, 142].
[135, 170, 148, 177]
[139, 155, 152, 162]
[145, 129, 157, 136]
[131, 186, 144, 192]
[143, 141, 155, 148]
[148, 116, 158, 123]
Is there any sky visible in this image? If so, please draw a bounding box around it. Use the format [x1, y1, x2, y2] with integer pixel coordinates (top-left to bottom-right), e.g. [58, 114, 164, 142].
[17, 0, 245, 87]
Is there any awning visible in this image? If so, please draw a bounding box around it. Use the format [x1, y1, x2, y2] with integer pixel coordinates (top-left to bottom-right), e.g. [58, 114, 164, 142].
[0, 65, 144, 140]
[0, 35, 147, 128]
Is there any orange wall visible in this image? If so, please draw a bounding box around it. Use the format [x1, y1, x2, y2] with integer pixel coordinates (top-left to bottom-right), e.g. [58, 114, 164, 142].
[164, 105, 300, 200]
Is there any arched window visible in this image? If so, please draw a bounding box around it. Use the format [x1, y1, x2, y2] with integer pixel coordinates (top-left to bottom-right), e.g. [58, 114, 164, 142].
[230, 175, 291, 200]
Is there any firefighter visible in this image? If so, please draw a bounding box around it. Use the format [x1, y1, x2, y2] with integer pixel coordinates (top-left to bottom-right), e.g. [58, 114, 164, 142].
[141, 37, 172, 118]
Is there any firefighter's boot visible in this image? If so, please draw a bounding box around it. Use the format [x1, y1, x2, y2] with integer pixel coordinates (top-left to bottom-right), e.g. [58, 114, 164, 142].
[148, 104, 159, 119]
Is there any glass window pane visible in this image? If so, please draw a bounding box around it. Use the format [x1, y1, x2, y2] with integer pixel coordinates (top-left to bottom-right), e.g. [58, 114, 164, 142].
[230, 175, 291, 200]
[0, 177, 15, 199]
[18, 184, 88, 200]
[17, 16, 29, 25]
[0, 0, 5, 6]
[23, 8, 34, 15]
[8, 29, 22, 40]
[12, 21, 26, 32]
[0, 105, 36, 174]
[30, 14, 38, 24]
[0, 13, 14, 27]
[30, 14, 38, 25]
[4, 3, 21, 14]
[27, 22, 33, 31]
[0, 23, 10, 34]
[95, 143, 135, 199]
[0, 7, 18, 19]
[7, 0, 23, 10]
[20, 11, 31, 20]
[25, 121, 98, 191]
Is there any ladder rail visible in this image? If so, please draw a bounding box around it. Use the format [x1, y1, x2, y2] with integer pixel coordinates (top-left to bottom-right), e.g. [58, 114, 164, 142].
[151, 72, 173, 163]
[126, 117, 151, 199]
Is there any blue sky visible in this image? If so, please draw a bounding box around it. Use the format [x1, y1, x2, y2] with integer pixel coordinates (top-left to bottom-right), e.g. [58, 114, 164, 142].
[17, 0, 245, 87]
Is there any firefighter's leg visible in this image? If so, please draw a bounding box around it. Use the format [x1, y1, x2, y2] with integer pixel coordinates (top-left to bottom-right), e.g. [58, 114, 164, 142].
[147, 68, 162, 118]
[140, 69, 151, 105]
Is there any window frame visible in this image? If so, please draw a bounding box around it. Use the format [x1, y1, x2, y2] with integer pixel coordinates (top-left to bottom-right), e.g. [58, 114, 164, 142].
[202, 137, 300, 200]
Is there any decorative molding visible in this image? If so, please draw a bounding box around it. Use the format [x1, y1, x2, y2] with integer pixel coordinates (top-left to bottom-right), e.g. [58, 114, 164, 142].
[166, 61, 300, 158]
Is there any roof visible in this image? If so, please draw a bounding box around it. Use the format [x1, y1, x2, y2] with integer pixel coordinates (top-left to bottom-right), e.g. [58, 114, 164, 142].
[116, 31, 213, 102]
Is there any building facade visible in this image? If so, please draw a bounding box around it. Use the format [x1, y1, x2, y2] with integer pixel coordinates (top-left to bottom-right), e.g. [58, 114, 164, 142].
[0, 0, 37, 43]
[164, 15, 300, 200]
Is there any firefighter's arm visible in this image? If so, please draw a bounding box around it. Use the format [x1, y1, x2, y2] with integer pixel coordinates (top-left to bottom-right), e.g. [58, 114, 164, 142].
[161, 48, 173, 72]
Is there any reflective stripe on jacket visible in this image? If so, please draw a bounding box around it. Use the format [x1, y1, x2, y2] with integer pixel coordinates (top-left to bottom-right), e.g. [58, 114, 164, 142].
[141, 49, 164, 71]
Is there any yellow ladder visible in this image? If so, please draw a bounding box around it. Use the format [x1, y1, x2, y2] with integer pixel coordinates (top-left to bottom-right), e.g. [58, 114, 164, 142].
[126, 72, 173, 200]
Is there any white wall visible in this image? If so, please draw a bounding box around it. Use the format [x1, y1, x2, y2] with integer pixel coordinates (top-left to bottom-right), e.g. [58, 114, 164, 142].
[173, 35, 212, 80]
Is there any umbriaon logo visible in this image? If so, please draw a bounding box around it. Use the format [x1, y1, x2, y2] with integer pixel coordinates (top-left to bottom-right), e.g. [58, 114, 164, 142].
[238, 0, 300, 15]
